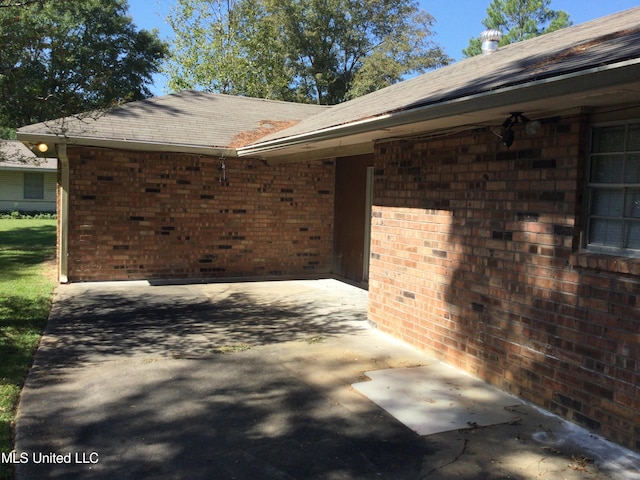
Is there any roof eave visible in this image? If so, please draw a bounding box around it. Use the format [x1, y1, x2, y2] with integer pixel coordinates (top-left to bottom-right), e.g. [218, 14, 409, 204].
[0, 165, 57, 172]
[16, 133, 238, 158]
[237, 59, 640, 158]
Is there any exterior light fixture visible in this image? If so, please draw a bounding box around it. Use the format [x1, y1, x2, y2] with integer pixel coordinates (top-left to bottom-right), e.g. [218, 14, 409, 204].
[500, 112, 541, 147]
[37, 143, 48, 153]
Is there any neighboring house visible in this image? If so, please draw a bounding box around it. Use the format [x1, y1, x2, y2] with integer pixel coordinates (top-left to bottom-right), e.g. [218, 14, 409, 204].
[0, 140, 57, 212]
[17, 8, 640, 452]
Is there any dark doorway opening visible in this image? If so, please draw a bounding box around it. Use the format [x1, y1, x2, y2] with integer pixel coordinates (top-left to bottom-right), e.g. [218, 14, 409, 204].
[333, 154, 374, 285]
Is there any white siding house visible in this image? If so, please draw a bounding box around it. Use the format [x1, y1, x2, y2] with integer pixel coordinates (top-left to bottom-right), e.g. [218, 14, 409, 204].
[0, 141, 56, 212]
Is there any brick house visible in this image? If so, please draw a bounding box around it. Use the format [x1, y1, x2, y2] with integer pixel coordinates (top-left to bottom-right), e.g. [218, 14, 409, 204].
[18, 93, 332, 282]
[18, 8, 640, 451]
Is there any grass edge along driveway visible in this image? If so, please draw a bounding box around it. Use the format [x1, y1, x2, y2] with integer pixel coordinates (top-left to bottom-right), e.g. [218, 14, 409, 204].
[0, 218, 56, 480]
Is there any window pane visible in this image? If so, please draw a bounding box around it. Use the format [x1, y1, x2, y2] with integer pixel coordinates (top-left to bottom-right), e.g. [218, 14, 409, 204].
[626, 189, 640, 218]
[626, 154, 640, 183]
[23, 173, 44, 199]
[625, 222, 640, 249]
[591, 189, 623, 216]
[589, 218, 623, 247]
[591, 155, 623, 183]
[628, 124, 640, 151]
[592, 126, 626, 153]
[588, 123, 640, 253]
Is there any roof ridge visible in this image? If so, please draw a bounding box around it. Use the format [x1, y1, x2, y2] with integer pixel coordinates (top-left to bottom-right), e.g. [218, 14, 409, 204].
[143, 89, 329, 109]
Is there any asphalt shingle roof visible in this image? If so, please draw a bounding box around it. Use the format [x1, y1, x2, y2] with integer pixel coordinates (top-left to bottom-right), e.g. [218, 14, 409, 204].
[18, 91, 327, 149]
[255, 6, 640, 144]
[17, 7, 640, 153]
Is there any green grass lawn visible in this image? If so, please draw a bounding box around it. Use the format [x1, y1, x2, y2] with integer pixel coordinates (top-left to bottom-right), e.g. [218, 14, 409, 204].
[0, 219, 56, 479]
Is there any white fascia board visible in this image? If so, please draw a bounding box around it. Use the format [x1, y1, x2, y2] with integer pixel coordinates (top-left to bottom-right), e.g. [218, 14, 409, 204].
[16, 133, 238, 158]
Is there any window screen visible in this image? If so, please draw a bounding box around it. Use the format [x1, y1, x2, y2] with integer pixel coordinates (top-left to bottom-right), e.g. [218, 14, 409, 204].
[23, 172, 44, 200]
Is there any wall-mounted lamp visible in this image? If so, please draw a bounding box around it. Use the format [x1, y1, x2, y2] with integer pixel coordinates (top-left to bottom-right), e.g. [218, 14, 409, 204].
[37, 143, 48, 153]
[500, 112, 541, 147]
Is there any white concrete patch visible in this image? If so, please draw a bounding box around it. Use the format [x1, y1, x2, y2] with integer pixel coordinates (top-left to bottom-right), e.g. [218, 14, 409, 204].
[352, 363, 521, 435]
[353, 363, 640, 478]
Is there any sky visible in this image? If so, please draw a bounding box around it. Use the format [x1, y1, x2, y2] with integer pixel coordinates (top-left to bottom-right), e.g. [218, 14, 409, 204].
[127, 0, 640, 96]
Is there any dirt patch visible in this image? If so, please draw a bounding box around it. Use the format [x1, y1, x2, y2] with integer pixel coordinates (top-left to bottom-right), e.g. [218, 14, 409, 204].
[41, 256, 57, 284]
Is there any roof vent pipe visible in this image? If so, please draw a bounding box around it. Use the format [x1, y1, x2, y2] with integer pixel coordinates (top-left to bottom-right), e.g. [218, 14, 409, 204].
[480, 29, 503, 55]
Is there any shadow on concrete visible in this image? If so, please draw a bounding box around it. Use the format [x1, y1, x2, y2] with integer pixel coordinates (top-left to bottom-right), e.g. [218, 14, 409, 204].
[34, 284, 368, 369]
[16, 281, 631, 479]
[19, 351, 443, 480]
[17, 281, 443, 479]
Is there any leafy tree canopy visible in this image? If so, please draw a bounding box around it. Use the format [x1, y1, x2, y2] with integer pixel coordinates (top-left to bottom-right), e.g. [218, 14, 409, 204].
[0, 0, 168, 128]
[463, 0, 571, 57]
[0, 0, 44, 7]
[165, 0, 451, 105]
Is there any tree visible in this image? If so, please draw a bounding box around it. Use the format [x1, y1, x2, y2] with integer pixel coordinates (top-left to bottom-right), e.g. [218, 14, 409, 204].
[165, 0, 292, 101]
[165, 0, 451, 105]
[0, 0, 45, 7]
[463, 0, 571, 58]
[0, 0, 168, 129]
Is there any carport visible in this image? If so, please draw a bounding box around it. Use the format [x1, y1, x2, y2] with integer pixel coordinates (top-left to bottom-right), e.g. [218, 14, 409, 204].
[15, 279, 639, 479]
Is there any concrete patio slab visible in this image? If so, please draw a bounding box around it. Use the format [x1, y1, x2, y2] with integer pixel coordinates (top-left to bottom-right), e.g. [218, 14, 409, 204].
[12, 279, 640, 479]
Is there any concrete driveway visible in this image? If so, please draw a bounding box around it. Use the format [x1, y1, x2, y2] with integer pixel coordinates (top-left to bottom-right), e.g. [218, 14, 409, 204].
[14, 279, 639, 479]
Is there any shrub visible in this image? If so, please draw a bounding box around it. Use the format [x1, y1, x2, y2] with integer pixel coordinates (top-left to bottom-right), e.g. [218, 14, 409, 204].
[0, 210, 57, 220]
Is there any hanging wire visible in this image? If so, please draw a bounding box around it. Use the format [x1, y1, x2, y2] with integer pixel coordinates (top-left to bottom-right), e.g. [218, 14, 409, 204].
[219, 157, 226, 183]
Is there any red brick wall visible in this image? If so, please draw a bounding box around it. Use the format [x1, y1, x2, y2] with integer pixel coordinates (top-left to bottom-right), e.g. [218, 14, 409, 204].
[65, 147, 335, 281]
[368, 114, 640, 451]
